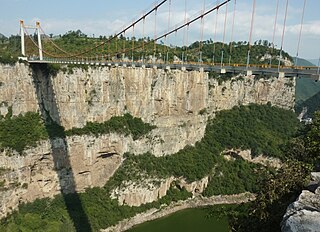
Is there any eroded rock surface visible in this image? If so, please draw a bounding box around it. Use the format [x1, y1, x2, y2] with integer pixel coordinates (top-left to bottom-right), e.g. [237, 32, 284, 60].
[111, 176, 209, 206]
[281, 172, 320, 232]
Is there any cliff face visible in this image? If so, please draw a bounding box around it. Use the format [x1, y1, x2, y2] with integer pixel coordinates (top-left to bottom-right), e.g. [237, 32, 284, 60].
[1, 64, 295, 157]
[0, 63, 295, 218]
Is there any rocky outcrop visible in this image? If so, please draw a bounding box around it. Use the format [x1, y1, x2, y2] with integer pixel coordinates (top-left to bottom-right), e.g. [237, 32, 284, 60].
[223, 149, 282, 169]
[281, 172, 320, 232]
[110, 176, 209, 207]
[111, 177, 175, 207]
[178, 176, 209, 195]
[103, 192, 256, 232]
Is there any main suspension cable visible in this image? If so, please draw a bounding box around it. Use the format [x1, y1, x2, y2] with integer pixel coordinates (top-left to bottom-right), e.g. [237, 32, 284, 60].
[103, 0, 231, 61]
[59, 0, 168, 59]
[24, 27, 59, 58]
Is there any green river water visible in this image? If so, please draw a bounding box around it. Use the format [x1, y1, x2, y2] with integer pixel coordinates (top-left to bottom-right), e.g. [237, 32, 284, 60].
[127, 207, 229, 232]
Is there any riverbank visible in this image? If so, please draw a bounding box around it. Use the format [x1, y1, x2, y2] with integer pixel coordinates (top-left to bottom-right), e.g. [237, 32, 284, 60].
[102, 192, 256, 232]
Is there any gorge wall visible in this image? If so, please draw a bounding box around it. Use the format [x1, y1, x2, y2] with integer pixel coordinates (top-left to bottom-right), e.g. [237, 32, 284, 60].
[0, 63, 295, 218]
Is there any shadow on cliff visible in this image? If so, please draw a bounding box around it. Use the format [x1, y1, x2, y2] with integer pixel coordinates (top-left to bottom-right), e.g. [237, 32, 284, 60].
[31, 63, 92, 232]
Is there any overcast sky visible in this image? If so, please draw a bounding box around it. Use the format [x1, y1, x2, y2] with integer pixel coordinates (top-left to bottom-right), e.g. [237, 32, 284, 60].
[0, 0, 319, 59]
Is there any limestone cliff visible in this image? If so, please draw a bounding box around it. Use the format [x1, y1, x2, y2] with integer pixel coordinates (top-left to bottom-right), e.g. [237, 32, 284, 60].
[1, 63, 295, 157]
[110, 176, 209, 207]
[0, 63, 295, 218]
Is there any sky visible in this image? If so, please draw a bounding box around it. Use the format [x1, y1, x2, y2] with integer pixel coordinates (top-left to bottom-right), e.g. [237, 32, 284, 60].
[0, 0, 320, 59]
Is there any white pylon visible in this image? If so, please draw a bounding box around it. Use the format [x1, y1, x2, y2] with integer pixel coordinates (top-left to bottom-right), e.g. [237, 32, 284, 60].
[20, 20, 25, 56]
[36, 21, 43, 60]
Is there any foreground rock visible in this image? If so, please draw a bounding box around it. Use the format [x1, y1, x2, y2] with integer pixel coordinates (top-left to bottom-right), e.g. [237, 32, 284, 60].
[281, 172, 320, 232]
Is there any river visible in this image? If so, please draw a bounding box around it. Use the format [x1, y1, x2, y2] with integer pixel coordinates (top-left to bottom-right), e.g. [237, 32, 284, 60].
[127, 207, 229, 232]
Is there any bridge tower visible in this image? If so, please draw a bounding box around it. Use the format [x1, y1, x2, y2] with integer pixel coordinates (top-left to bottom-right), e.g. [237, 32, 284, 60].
[20, 20, 25, 56]
[36, 21, 43, 61]
[19, 20, 43, 60]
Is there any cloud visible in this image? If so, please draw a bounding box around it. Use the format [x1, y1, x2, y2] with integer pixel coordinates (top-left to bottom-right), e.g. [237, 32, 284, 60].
[287, 21, 320, 36]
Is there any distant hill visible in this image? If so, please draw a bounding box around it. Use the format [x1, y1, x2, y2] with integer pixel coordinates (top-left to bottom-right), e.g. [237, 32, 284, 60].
[308, 59, 319, 66]
[0, 33, 7, 39]
[295, 57, 315, 66]
[296, 78, 320, 105]
[295, 77, 320, 116]
[296, 91, 320, 117]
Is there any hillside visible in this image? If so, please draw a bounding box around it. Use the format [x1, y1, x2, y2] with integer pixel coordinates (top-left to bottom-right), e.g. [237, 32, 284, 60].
[295, 78, 320, 105]
[296, 91, 320, 117]
[295, 77, 320, 117]
[1, 30, 292, 66]
[295, 57, 315, 66]
[0, 33, 7, 39]
[308, 59, 319, 66]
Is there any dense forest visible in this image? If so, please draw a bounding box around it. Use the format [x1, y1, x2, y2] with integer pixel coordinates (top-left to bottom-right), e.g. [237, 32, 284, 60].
[1, 104, 317, 232]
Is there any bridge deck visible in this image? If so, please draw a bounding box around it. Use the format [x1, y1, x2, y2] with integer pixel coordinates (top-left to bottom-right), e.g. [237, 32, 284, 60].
[27, 59, 320, 80]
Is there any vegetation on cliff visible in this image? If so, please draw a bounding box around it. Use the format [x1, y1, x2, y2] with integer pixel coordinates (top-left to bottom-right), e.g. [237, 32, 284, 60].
[0, 112, 47, 153]
[110, 104, 299, 188]
[66, 113, 156, 140]
[214, 112, 320, 232]
[285, 111, 320, 165]
[0, 112, 155, 154]
[0, 104, 303, 231]
[0, 35, 20, 65]
[0, 186, 191, 232]
[227, 160, 311, 232]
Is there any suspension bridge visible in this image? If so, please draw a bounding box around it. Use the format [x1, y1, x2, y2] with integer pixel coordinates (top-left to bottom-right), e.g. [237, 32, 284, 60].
[19, 0, 320, 80]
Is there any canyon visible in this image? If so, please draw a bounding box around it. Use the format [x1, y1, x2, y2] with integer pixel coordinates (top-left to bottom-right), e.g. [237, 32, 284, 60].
[0, 62, 295, 219]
